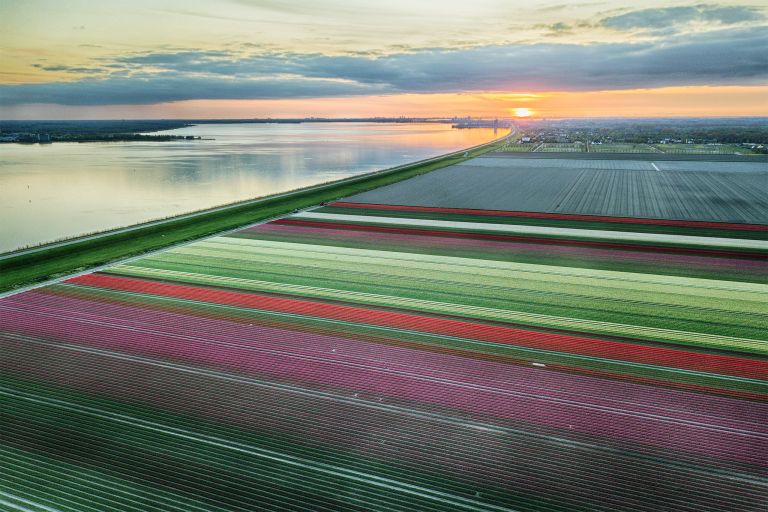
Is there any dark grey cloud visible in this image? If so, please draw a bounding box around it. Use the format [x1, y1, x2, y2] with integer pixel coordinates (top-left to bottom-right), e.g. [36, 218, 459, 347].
[537, 22, 575, 36]
[116, 50, 231, 66]
[33, 64, 106, 74]
[1, 26, 766, 106]
[600, 4, 764, 31]
[0, 75, 385, 106]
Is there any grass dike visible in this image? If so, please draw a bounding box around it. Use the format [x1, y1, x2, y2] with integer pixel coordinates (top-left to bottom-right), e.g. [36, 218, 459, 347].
[0, 132, 511, 293]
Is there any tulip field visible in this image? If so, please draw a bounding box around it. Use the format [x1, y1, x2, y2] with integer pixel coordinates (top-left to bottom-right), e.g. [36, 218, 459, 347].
[0, 199, 766, 511]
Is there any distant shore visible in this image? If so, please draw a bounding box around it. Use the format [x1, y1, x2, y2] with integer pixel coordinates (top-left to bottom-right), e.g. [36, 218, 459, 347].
[0, 118, 508, 144]
[1, 133, 205, 144]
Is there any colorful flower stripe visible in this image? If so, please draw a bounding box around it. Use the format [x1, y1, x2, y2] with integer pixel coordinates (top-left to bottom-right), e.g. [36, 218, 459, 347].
[147, 236, 766, 345]
[294, 212, 768, 250]
[328, 201, 768, 232]
[61, 273, 768, 382]
[0, 203, 766, 511]
[3, 297, 765, 468]
[274, 218, 768, 259]
[316, 208, 768, 242]
[236, 222, 768, 282]
[105, 265, 768, 355]
[15, 282, 768, 401]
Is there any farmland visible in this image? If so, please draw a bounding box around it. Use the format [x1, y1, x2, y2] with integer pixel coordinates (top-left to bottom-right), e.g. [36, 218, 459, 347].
[656, 143, 755, 155]
[535, 142, 585, 152]
[0, 150, 766, 511]
[496, 142, 536, 152]
[497, 142, 759, 155]
[589, 143, 660, 153]
[348, 153, 768, 223]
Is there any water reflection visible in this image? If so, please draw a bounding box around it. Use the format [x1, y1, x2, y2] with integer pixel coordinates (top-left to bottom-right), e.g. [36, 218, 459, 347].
[0, 123, 499, 252]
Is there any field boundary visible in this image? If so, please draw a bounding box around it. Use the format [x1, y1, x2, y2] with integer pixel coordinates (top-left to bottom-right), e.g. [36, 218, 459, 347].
[483, 152, 768, 162]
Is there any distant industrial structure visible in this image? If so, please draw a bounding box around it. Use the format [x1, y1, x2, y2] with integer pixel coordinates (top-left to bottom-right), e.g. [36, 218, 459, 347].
[451, 117, 514, 129]
[0, 132, 51, 143]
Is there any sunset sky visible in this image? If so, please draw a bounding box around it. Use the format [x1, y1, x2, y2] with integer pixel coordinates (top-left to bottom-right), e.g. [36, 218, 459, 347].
[1, 0, 767, 119]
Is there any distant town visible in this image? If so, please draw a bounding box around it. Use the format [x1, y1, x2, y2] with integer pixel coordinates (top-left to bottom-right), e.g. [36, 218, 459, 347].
[509, 117, 768, 154]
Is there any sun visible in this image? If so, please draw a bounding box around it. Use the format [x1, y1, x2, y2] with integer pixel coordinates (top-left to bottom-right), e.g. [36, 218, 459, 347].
[513, 107, 533, 118]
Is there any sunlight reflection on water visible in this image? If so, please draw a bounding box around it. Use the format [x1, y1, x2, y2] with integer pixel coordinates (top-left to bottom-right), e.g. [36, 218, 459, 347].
[0, 123, 499, 252]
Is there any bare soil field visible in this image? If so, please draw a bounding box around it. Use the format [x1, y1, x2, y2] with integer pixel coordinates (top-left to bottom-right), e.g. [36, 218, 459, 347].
[344, 154, 768, 223]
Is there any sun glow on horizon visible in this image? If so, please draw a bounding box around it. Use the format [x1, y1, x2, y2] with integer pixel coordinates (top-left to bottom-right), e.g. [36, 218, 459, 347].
[4, 86, 767, 120]
[513, 107, 533, 118]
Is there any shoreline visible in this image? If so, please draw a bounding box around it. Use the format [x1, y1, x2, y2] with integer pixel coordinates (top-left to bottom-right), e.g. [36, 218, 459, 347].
[0, 129, 512, 293]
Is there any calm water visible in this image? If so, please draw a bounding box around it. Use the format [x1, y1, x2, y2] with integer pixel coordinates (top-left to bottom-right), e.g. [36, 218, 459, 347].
[0, 123, 500, 252]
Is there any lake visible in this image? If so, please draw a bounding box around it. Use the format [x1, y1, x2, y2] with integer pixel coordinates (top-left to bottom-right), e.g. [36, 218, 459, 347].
[0, 122, 500, 253]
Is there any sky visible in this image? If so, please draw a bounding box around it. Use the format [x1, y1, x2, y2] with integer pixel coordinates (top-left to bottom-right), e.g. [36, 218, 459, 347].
[1, 0, 767, 119]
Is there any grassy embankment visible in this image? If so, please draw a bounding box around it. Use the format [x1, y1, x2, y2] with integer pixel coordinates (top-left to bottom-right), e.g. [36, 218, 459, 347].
[0, 135, 509, 293]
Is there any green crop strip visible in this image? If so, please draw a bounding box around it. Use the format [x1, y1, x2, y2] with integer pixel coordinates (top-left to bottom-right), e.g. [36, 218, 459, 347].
[111, 238, 768, 343]
[314, 206, 768, 241]
[231, 229, 765, 283]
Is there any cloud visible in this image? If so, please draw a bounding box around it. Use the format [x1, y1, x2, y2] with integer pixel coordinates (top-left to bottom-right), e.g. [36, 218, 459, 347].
[540, 2, 604, 10]
[538, 22, 574, 36]
[0, 75, 386, 106]
[32, 64, 107, 74]
[1, 26, 766, 105]
[600, 4, 765, 32]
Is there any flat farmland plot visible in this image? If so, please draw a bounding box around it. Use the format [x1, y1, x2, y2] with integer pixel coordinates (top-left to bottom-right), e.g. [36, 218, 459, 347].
[535, 142, 585, 152]
[496, 143, 536, 152]
[590, 143, 660, 153]
[0, 193, 766, 511]
[345, 155, 768, 223]
[657, 143, 755, 155]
